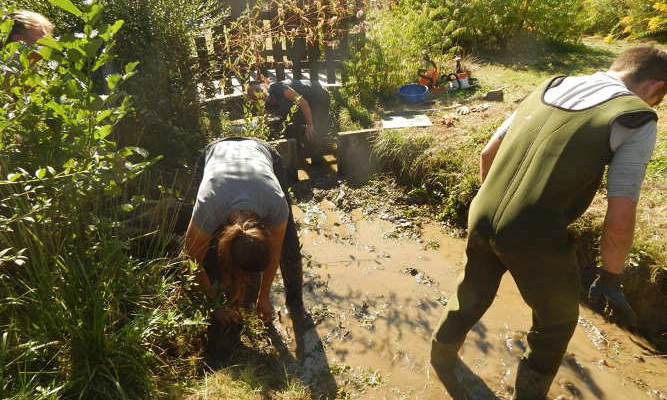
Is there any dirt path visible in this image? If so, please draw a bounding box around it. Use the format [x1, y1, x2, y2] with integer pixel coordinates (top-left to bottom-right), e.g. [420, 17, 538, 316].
[272, 176, 667, 400]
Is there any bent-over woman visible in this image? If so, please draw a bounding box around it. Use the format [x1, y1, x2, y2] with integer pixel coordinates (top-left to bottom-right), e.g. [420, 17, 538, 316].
[184, 137, 304, 329]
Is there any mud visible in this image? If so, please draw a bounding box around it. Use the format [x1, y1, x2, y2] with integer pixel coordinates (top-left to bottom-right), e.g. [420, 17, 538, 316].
[271, 175, 667, 400]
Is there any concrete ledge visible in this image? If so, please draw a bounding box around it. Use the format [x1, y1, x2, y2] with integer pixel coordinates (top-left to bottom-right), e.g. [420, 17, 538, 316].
[336, 128, 380, 181]
[271, 138, 298, 182]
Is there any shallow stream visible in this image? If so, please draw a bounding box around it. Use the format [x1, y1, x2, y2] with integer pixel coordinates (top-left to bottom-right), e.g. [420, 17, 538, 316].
[271, 174, 667, 400]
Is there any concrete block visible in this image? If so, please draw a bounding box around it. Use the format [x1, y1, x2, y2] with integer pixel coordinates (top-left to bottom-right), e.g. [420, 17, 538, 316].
[337, 128, 380, 182]
[484, 88, 504, 102]
[271, 138, 298, 182]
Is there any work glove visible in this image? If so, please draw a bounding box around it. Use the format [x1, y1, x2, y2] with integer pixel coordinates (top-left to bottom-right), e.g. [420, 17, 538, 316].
[588, 268, 638, 327]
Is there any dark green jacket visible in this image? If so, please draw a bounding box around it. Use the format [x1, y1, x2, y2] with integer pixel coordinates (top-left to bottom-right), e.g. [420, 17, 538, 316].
[469, 77, 657, 252]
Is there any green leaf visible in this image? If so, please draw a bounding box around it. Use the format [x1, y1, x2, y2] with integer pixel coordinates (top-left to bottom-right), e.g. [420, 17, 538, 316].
[95, 109, 113, 123]
[92, 52, 112, 72]
[106, 74, 121, 90]
[100, 20, 125, 41]
[121, 204, 134, 212]
[84, 4, 105, 25]
[82, 37, 103, 58]
[7, 173, 21, 182]
[94, 125, 112, 140]
[35, 168, 46, 179]
[124, 61, 139, 74]
[47, 0, 83, 17]
[37, 36, 63, 51]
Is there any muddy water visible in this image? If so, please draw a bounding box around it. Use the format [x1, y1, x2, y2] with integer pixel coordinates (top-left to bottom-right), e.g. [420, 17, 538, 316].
[278, 196, 666, 400]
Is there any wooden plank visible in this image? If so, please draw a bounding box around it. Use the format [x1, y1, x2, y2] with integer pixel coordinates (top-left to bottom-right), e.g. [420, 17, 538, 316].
[325, 42, 336, 84]
[307, 42, 321, 82]
[290, 37, 306, 80]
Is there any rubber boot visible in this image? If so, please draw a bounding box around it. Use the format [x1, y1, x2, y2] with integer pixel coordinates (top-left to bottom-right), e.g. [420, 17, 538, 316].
[513, 358, 554, 400]
[430, 339, 463, 370]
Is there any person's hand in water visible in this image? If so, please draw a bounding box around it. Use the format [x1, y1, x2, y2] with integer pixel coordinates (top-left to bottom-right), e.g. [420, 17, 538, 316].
[589, 268, 638, 327]
[214, 306, 242, 326]
[256, 295, 273, 323]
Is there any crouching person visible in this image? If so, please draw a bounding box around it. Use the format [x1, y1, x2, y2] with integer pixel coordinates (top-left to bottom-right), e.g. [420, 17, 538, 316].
[248, 79, 331, 162]
[184, 137, 304, 358]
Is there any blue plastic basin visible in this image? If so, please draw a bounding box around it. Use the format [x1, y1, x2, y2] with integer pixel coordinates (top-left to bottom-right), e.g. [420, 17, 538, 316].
[398, 83, 428, 104]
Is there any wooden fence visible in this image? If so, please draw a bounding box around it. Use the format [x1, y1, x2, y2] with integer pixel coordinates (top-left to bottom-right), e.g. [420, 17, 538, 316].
[192, 1, 365, 131]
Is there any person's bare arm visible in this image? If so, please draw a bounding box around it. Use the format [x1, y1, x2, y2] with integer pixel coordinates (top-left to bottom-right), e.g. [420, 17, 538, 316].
[184, 220, 214, 297]
[256, 220, 287, 321]
[283, 87, 315, 139]
[601, 196, 637, 274]
[480, 135, 503, 182]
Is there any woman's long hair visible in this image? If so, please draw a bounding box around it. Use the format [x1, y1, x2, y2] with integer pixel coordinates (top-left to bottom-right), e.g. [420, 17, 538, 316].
[217, 211, 271, 304]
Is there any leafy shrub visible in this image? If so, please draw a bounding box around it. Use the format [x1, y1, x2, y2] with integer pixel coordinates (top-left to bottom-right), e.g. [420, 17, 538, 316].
[10, 0, 213, 171]
[101, 0, 215, 170]
[580, 0, 666, 40]
[343, 2, 464, 107]
[0, 2, 206, 398]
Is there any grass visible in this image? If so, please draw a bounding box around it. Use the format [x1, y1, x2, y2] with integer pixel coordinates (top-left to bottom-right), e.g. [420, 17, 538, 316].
[187, 365, 311, 400]
[369, 35, 667, 349]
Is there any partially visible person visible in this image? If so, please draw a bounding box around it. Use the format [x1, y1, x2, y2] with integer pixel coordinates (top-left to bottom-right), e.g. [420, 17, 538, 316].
[6, 10, 53, 46]
[184, 137, 304, 356]
[431, 46, 665, 400]
[2, 11, 54, 140]
[247, 78, 331, 161]
[2, 10, 53, 69]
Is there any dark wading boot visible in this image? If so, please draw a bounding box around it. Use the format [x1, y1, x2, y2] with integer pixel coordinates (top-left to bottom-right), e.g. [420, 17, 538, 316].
[513, 358, 554, 400]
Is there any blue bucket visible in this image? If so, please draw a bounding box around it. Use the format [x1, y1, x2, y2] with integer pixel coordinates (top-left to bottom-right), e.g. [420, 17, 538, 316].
[398, 83, 428, 104]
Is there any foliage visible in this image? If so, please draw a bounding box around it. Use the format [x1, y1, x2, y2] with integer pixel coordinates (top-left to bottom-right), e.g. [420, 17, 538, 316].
[100, 0, 213, 170]
[341, 0, 591, 108]
[7, 0, 214, 171]
[582, 0, 667, 40]
[343, 2, 463, 107]
[0, 2, 206, 398]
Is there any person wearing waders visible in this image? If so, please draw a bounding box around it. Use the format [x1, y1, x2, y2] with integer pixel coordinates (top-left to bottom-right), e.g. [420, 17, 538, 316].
[184, 137, 304, 358]
[248, 79, 331, 162]
[430, 46, 666, 400]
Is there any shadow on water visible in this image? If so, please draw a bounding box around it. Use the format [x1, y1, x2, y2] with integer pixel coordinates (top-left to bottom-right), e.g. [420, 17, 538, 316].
[562, 354, 606, 400]
[289, 312, 339, 398]
[433, 357, 502, 400]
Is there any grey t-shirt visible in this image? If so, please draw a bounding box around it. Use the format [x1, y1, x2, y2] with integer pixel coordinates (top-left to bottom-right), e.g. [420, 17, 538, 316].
[192, 140, 289, 234]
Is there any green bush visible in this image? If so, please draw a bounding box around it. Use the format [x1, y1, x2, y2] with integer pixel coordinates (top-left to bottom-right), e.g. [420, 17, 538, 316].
[578, 0, 666, 40]
[343, 2, 464, 107]
[342, 0, 592, 108]
[9, 0, 213, 172]
[101, 0, 215, 171]
[0, 2, 206, 398]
